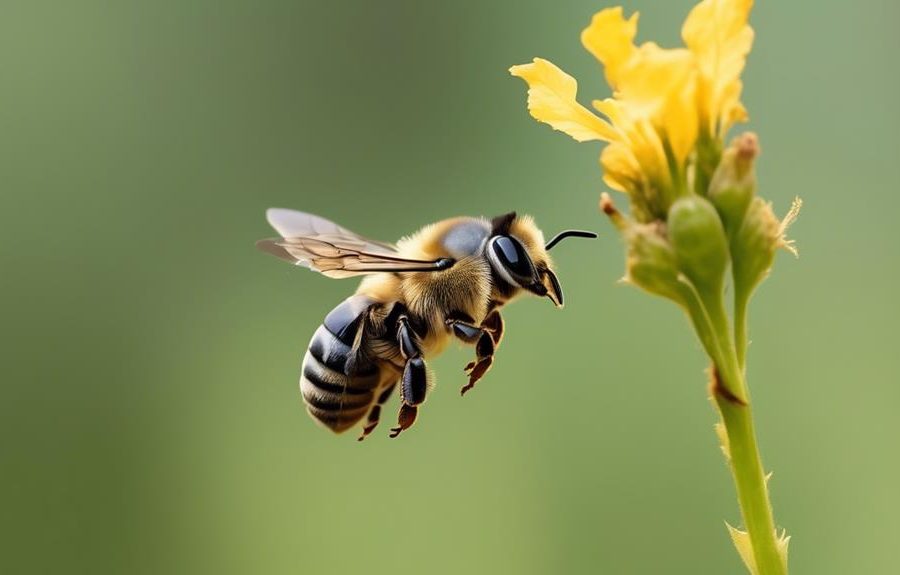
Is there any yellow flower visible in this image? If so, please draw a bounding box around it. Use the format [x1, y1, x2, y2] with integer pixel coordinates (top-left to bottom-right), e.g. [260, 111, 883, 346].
[510, 0, 754, 219]
[682, 0, 754, 139]
[518, 8, 797, 573]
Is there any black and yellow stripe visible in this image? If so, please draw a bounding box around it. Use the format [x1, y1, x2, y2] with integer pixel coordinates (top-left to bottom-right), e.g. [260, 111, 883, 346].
[300, 296, 382, 432]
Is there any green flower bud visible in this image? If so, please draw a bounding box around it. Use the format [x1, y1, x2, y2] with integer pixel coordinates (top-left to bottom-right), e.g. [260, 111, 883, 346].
[731, 197, 780, 295]
[708, 133, 759, 235]
[668, 196, 729, 295]
[624, 222, 685, 305]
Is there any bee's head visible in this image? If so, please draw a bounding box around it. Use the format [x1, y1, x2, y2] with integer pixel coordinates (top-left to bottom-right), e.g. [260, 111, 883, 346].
[486, 212, 596, 308]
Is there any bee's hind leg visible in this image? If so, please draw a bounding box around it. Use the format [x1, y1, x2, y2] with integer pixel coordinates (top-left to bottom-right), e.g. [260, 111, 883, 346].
[388, 403, 418, 439]
[358, 383, 396, 442]
[389, 358, 426, 438]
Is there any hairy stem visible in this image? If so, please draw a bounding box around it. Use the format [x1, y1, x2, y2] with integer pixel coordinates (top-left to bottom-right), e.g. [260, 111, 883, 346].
[681, 280, 785, 573]
[716, 387, 786, 575]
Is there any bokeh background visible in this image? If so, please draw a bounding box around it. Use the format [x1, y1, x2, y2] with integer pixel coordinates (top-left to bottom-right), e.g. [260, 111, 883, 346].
[2, 1, 898, 573]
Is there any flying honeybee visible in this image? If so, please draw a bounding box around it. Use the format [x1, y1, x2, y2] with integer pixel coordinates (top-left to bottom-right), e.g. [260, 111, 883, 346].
[257, 209, 595, 440]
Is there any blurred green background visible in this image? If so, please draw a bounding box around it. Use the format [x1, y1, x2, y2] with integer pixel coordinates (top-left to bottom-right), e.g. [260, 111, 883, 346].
[2, 1, 897, 573]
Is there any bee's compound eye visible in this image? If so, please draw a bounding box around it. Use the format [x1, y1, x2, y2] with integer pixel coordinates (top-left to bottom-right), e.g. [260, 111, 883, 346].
[489, 236, 534, 284]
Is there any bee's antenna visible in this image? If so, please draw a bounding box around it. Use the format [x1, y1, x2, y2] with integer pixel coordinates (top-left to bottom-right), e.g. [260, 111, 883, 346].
[545, 230, 598, 251]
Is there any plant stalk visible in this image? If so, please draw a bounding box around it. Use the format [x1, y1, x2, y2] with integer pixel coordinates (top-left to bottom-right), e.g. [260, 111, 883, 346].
[715, 374, 786, 574]
[682, 280, 785, 573]
[734, 286, 750, 369]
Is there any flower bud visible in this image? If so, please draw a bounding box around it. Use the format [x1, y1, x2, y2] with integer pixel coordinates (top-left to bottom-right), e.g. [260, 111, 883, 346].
[708, 133, 758, 235]
[624, 222, 685, 305]
[731, 197, 780, 295]
[668, 196, 729, 295]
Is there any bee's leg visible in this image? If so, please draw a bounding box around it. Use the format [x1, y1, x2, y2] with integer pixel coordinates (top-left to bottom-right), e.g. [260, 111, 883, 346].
[357, 383, 395, 442]
[482, 308, 505, 346]
[445, 311, 483, 344]
[454, 310, 504, 396]
[388, 403, 418, 439]
[389, 315, 429, 438]
[461, 332, 494, 396]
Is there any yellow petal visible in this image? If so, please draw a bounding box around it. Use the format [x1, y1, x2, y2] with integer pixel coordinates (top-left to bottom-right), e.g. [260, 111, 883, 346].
[594, 97, 672, 191]
[510, 58, 618, 143]
[615, 43, 699, 163]
[592, 98, 628, 128]
[581, 7, 639, 88]
[719, 78, 749, 136]
[600, 142, 641, 192]
[682, 0, 754, 134]
[682, 0, 754, 71]
[615, 44, 694, 117]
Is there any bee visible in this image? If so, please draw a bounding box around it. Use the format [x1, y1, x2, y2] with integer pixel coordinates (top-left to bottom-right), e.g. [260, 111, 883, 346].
[257, 209, 595, 440]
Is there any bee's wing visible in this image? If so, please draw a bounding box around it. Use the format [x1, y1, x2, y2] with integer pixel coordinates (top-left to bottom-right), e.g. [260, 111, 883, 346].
[257, 208, 453, 279]
[264, 208, 398, 252]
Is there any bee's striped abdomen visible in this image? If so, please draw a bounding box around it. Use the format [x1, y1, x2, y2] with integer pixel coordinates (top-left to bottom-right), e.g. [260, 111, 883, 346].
[301, 296, 382, 433]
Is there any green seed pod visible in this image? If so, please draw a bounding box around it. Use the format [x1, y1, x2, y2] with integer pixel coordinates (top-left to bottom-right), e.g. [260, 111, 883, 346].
[731, 197, 780, 296]
[625, 222, 685, 305]
[668, 196, 729, 295]
[709, 133, 759, 235]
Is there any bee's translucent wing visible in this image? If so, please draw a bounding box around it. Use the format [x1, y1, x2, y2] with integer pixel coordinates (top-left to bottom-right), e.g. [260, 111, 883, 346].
[265, 208, 398, 252]
[256, 236, 455, 278]
[257, 208, 454, 279]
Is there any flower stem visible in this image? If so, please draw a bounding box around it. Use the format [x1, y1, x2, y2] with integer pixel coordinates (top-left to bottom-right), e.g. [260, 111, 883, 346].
[682, 281, 785, 573]
[734, 286, 750, 369]
[715, 389, 786, 575]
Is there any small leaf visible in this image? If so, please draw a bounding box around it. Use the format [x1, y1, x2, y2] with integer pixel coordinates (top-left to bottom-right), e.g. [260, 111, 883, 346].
[726, 523, 758, 575]
[777, 529, 791, 566]
[725, 523, 791, 574]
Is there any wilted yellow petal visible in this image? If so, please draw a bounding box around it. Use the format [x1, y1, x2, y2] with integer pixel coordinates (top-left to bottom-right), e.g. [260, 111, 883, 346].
[682, 0, 754, 135]
[510, 58, 618, 143]
[581, 7, 639, 88]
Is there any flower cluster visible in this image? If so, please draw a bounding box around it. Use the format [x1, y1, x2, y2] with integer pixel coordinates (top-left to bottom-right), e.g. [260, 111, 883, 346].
[511, 0, 754, 220]
[511, 2, 799, 573]
[510, 0, 798, 371]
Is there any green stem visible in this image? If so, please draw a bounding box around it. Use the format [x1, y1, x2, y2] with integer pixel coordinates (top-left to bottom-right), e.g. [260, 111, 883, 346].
[734, 286, 750, 369]
[679, 279, 785, 573]
[716, 391, 786, 575]
[678, 280, 747, 404]
[694, 133, 722, 196]
[711, 291, 785, 574]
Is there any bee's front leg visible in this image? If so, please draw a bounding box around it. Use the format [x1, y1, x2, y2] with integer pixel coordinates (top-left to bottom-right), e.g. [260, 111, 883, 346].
[389, 314, 429, 438]
[447, 309, 504, 396]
